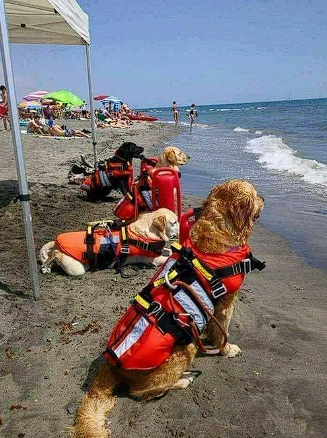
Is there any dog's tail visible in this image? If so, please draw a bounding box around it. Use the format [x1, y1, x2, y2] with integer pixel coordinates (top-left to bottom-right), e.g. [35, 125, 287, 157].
[39, 241, 55, 264]
[69, 364, 121, 438]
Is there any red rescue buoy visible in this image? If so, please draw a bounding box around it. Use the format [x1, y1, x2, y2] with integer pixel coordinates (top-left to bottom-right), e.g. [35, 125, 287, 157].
[151, 167, 182, 220]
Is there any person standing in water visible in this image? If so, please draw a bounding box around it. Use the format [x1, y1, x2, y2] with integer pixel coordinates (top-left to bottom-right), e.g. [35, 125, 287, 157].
[189, 103, 197, 132]
[172, 101, 179, 124]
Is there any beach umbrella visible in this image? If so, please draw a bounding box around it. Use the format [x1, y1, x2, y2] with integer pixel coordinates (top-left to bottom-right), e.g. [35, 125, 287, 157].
[18, 100, 41, 109]
[93, 94, 109, 101]
[23, 90, 48, 101]
[101, 95, 122, 104]
[43, 90, 84, 107]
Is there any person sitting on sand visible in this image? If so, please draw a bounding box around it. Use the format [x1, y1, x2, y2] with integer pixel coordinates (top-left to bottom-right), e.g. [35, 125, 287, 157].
[27, 114, 45, 135]
[48, 123, 90, 138]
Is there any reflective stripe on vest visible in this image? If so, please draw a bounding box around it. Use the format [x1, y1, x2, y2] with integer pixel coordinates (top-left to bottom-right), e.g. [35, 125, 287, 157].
[174, 280, 214, 332]
[99, 170, 111, 187]
[141, 190, 152, 209]
[113, 315, 149, 360]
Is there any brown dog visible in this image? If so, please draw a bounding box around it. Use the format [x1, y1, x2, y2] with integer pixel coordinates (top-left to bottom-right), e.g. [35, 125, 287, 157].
[70, 180, 264, 438]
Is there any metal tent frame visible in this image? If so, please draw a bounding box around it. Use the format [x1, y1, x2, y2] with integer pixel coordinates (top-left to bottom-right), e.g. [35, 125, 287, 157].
[0, 0, 97, 300]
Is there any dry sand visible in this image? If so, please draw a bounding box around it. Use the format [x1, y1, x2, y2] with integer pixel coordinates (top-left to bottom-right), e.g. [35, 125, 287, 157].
[0, 121, 326, 438]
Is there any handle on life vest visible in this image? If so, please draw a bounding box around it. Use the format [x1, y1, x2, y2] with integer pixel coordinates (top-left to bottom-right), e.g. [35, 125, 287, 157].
[151, 167, 182, 220]
[179, 209, 196, 244]
[140, 156, 158, 175]
[172, 280, 228, 355]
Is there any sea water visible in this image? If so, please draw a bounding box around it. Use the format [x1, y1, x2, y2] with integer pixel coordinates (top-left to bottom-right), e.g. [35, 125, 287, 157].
[144, 99, 327, 270]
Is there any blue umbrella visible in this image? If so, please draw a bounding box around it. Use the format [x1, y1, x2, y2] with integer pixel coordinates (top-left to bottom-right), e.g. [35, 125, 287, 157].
[101, 95, 122, 105]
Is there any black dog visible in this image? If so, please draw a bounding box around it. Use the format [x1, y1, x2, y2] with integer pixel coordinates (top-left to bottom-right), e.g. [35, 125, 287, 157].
[69, 142, 144, 202]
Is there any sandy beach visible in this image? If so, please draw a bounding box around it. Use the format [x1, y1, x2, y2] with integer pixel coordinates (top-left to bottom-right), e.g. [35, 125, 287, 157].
[0, 121, 327, 438]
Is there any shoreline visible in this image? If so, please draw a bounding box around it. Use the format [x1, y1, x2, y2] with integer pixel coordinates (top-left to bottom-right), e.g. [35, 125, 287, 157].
[1, 121, 327, 437]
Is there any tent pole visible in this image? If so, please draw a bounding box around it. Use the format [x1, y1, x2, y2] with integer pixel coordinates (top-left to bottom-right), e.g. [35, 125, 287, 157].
[85, 43, 97, 166]
[0, 0, 40, 301]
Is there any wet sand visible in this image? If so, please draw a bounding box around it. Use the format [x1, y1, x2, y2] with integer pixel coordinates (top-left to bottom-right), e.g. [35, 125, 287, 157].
[0, 121, 326, 438]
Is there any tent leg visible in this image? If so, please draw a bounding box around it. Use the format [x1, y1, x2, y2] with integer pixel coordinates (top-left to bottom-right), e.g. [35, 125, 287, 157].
[85, 44, 98, 166]
[0, 0, 40, 300]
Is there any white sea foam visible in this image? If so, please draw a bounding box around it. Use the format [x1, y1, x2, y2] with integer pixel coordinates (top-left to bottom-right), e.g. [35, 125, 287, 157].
[245, 135, 327, 186]
[234, 126, 250, 132]
[217, 108, 243, 112]
[255, 130, 263, 135]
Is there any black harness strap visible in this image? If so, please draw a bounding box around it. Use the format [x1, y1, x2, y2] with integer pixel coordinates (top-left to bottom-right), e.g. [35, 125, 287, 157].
[128, 239, 165, 254]
[83, 225, 96, 268]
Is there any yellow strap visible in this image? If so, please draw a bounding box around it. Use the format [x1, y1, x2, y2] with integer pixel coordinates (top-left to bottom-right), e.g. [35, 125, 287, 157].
[135, 294, 150, 309]
[192, 258, 213, 280]
[153, 269, 178, 287]
[121, 226, 127, 241]
[127, 192, 133, 200]
[171, 241, 182, 251]
[87, 225, 92, 235]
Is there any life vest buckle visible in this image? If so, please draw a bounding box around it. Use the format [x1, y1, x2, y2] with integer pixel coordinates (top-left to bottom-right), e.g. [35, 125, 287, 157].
[243, 258, 252, 274]
[164, 271, 178, 290]
[147, 301, 163, 318]
[121, 244, 130, 254]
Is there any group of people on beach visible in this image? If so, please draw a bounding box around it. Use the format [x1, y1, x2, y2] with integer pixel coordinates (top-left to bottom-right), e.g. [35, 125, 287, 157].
[26, 114, 90, 138]
[172, 101, 198, 131]
[96, 102, 133, 129]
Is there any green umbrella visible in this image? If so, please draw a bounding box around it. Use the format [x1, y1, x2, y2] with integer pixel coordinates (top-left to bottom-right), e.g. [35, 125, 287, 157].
[43, 90, 84, 107]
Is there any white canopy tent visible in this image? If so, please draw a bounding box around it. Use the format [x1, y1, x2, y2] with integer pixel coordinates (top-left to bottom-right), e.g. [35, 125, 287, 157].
[0, 0, 98, 300]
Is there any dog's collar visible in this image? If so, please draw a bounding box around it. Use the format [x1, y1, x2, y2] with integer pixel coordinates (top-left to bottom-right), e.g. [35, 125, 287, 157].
[115, 153, 127, 161]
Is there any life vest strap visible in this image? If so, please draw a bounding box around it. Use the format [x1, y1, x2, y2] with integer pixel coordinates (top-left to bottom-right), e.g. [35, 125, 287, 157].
[134, 295, 191, 345]
[128, 239, 165, 254]
[83, 225, 96, 267]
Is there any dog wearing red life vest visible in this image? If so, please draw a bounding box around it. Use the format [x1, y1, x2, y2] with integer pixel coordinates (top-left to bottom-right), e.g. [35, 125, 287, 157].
[68, 142, 144, 201]
[39, 208, 179, 277]
[69, 180, 264, 438]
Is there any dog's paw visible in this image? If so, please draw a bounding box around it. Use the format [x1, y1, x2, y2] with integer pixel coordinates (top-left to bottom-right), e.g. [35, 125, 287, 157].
[172, 374, 195, 390]
[41, 265, 51, 274]
[220, 343, 241, 358]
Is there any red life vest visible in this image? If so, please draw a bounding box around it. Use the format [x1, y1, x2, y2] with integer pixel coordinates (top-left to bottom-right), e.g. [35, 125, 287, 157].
[80, 160, 134, 195]
[55, 224, 166, 269]
[105, 239, 265, 370]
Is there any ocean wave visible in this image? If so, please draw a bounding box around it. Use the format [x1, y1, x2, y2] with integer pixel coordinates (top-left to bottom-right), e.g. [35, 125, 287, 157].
[255, 130, 263, 135]
[234, 126, 250, 132]
[217, 108, 243, 112]
[245, 135, 327, 186]
[161, 121, 211, 129]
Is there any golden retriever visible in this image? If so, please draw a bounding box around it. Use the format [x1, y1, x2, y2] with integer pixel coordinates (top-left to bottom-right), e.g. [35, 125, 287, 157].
[40, 208, 179, 276]
[69, 180, 264, 438]
[155, 145, 190, 171]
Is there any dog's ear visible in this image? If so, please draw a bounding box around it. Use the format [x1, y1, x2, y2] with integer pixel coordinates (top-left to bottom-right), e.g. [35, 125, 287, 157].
[229, 193, 256, 243]
[165, 149, 177, 165]
[153, 215, 167, 233]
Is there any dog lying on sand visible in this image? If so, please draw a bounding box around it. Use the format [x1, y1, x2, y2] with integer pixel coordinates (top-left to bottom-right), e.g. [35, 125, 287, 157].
[40, 208, 179, 276]
[69, 180, 265, 438]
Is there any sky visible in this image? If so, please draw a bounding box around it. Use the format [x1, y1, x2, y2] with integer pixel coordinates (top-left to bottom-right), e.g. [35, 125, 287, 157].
[1, 0, 327, 108]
